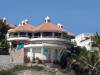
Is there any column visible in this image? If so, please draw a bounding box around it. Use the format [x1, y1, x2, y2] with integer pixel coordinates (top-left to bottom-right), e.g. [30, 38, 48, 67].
[40, 32, 42, 38]
[41, 46, 44, 54]
[52, 32, 55, 38]
[32, 33, 34, 38]
[12, 33, 14, 38]
[51, 48, 55, 62]
[26, 32, 27, 37]
[18, 32, 20, 37]
[61, 33, 63, 38]
[30, 48, 33, 62]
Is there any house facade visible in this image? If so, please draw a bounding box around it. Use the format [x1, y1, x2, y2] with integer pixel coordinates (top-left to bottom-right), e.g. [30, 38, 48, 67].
[73, 33, 99, 51]
[7, 16, 74, 63]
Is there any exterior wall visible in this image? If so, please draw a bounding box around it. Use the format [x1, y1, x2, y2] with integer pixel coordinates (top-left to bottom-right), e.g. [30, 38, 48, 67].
[25, 47, 66, 62]
[9, 48, 24, 63]
[73, 33, 99, 51]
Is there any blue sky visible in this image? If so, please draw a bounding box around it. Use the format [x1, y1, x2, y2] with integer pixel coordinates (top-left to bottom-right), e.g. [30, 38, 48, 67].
[0, 0, 100, 35]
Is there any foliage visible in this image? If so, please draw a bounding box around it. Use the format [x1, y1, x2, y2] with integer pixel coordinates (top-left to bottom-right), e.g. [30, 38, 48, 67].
[59, 50, 68, 68]
[0, 70, 12, 75]
[91, 32, 100, 49]
[59, 67, 76, 75]
[76, 50, 100, 75]
[32, 57, 42, 64]
[59, 46, 81, 69]
[0, 40, 10, 55]
[10, 65, 30, 72]
[31, 65, 44, 70]
[0, 19, 10, 55]
[0, 19, 9, 40]
[0, 65, 30, 75]
[24, 56, 30, 63]
[59, 45, 100, 75]
[0, 65, 44, 75]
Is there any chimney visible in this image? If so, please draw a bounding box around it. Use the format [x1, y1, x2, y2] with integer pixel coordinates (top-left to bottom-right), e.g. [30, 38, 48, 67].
[21, 20, 25, 26]
[57, 23, 63, 28]
[25, 19, 28, 24]
[45, 16, 51, 23]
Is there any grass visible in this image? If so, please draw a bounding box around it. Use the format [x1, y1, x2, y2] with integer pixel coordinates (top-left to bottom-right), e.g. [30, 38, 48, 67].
[0, 65, 44, 75]
[58, 67, 76, 75]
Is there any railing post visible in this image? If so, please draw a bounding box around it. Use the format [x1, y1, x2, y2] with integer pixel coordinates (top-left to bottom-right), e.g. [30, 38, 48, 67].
[61, 33, 63, 38]
[18, 32, 20, 37]
[52, 32, 55, 38]
[32, 33, 34, 38]
[40, 32, 42, 38]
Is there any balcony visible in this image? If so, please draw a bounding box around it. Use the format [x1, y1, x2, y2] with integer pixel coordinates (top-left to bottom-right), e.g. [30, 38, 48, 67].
[24, 43, 66, 48]
[30, 36, 70, 43]
[7, 32, 71, 43]
[7, 36, 30, 41]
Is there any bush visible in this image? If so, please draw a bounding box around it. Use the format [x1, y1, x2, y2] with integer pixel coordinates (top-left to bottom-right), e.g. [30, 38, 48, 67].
[10, 65, 30, 72]
[33, 57, 42, 64]
[59, 67, 76, 75]
[24, 56, 30, 63]
[0, 65, 44, 75]
[0, 65, 30, 75]
[0, 40, 10, 55]
[0, 70, 13, 75]
[31, 65, 44, 70]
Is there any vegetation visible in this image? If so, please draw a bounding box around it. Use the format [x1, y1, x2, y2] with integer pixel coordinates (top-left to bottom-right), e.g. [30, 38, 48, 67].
[77, 50, 100, 75]
[91, 32, 100, 50]
[0, 19, 9, 40]
[0, 19, 10, 55]
[0, 65, 30, 75]
[24, 55, 30, 63]
[0, 65, 44, 75]
[0, 40, 10, 55]
[60, 43, 100, 75]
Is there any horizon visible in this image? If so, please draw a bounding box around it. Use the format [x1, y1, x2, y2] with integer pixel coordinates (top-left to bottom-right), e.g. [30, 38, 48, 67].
[0, 0, 100, 35]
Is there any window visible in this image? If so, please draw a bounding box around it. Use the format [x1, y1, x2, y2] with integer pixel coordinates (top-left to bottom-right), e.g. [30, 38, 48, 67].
[42, 32, 52, 37]
[19, 32, 26, 37]
[54, 32, 61, 38]
[28, 33, 32, 38]
[14, 32, 18, 37]
[34, 32, 40, 38]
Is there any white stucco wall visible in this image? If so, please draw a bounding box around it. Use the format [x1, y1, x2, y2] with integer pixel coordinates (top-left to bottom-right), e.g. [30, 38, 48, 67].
[74, 33, 94, 51]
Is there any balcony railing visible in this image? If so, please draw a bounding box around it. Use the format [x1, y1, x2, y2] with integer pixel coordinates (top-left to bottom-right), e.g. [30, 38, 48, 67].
[8, 35, 71, 43]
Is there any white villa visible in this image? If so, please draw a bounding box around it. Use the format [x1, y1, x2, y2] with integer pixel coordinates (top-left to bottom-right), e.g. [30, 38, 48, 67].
[7, 16, 74, 63]
[73, 33, 99, 51]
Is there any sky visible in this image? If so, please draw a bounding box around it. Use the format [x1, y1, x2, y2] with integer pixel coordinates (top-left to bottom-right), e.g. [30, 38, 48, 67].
[0, 0, 100, 35]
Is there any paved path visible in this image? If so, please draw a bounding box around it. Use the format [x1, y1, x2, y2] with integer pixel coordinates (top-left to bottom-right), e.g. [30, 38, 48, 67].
[14, 69, 67, 75]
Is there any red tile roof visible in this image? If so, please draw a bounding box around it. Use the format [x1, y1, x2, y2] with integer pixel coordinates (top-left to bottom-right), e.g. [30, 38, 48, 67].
[33, 22, 74, 37]
[8, 24, 35, 32]
[7, 24, 16, 28]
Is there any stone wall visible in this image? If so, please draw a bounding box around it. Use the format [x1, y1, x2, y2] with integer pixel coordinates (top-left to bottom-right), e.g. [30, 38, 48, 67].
[9, 48, 24, 63]
[0, 55, 11, 64]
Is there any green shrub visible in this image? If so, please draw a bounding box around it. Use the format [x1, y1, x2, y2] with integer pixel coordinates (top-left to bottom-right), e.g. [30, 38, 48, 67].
[0, 65, 44, 75]
[0, 65, 30, 75]
[24, 56, 30, 63]
[10, 65, 30, 72]
[0, 70, 13, 75]
[59, 67, 76, 75]
[31, 65, 44, 70]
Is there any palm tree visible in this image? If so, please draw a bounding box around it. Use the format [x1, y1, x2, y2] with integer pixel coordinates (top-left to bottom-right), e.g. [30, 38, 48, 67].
[76, 51, 100, 75]
[91, 32, 100, 50]
[0, 19, 9, 39]
[0, 19, 10, 55]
